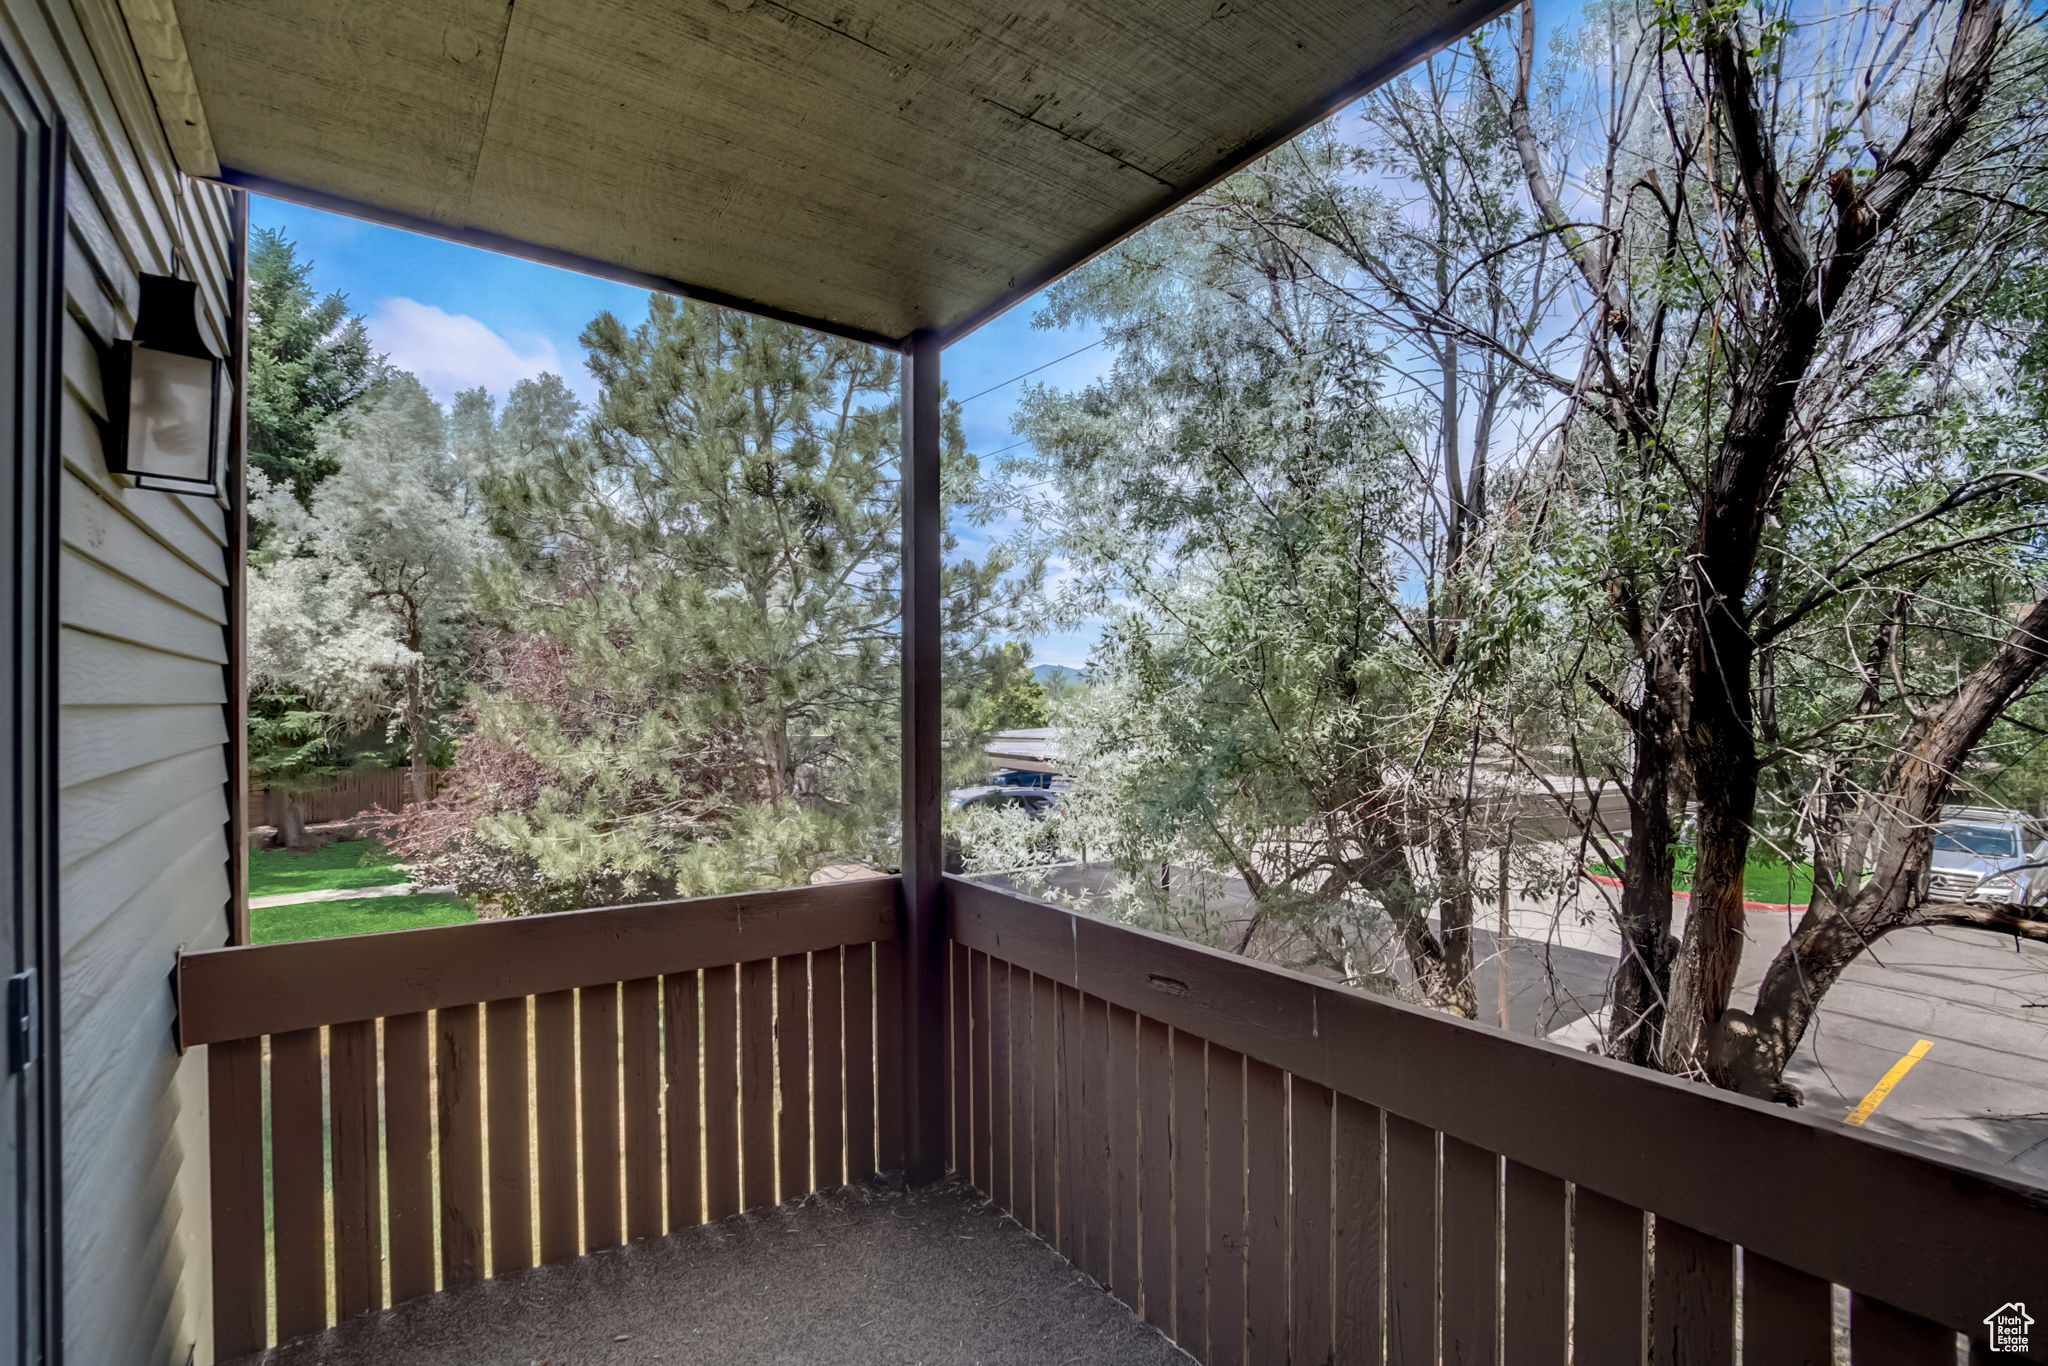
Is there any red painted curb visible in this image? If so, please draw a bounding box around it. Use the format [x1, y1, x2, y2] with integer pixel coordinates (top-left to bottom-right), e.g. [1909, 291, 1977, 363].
[1581, 870, 1801, 913]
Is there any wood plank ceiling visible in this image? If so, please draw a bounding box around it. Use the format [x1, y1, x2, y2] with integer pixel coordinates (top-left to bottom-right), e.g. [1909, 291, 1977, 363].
[152, 0, 1508, 345]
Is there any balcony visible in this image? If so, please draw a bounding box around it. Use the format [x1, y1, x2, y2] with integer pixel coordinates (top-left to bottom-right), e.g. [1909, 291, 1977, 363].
[176, 876, 2044, 1364]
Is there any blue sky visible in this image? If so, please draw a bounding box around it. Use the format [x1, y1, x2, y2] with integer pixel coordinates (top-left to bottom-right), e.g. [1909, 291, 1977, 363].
[252, 196, 1109, 667]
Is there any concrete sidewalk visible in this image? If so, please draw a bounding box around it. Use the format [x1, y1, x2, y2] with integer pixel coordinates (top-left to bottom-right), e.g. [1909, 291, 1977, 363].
[250, 882, 457, 909]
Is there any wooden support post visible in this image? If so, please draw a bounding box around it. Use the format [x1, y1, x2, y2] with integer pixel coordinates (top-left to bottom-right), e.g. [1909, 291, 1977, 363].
[899, 329, 948, 1185]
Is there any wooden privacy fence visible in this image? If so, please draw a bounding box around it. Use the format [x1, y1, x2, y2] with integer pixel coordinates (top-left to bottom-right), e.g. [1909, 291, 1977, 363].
[946, 875, 2048, 1365]
[175, 879, 904, 1360]
[248, 763, 443, 827]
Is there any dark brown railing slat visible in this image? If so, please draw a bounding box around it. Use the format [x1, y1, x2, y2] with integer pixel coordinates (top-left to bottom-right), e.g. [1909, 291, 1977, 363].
[1078, 994, 1113, 1288]
[1502, 1159, 1567, 1366]
[329, 1018, 384, 1319]
[1206, 1046, 1248, 1366]
[843, 944, 876, 1180]
[1290, 1079, 1336, 1366]
[1441, 1136, 1500, 1366]
[1244, 1058, 1288, 1361]
[270, 1027, 328, 1340]
[1652, 1217, 1734, 1364]
[384, 1011, 436, 1303]
[951, 943, 972, 1179]
[1036, 974, 1064, 1246]
[1138, 1013, 1174, 1324]
[534, 990, 578, 1264]
[1008, 966, 1035, 1223]
[1170, 1028, 1208, 1359]
[1385, 1114, 1438, 1365]
[875, 939, 906, 1173]
[437, 1003, 485, 1287]
[1740, 1253, 1831, 1366]
[776, 952, 811, 1200]
[813, 949, 846, 1189]
[703, 964, 741, 1220]
[622, 976, 662, 1241]
[485, 996, 533, 1274]
[1851, 1296, 1957, 1364]
[986, 958, 1012, 1209]
[1056, 985, 1086, 1266]
[971, 952, 993, 1194]
[663, 971, 704, 1228]
[208, 1036, 267, 1360]
[580, 983, 623, 1250]
[1572, 1188, 1645, 1366]
[739, 958, 775, 1210]
[1332, 1093, 1383, 1366]
[1108, 1004, 1143, 1307]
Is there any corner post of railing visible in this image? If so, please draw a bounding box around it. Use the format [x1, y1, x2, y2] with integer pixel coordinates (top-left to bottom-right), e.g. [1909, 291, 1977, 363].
[898, 327, 948, 1186]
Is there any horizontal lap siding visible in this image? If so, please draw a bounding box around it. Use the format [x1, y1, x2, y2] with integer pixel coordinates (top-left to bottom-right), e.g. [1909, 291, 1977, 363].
[3, 0, 241, 1362]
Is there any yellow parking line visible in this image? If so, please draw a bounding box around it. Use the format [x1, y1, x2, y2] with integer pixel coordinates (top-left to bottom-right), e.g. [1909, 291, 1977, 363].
[1844, 1040, 1934, 1126]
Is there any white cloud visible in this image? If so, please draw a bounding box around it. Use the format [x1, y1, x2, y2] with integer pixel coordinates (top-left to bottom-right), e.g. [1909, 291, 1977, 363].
[365, 297, 582, 406]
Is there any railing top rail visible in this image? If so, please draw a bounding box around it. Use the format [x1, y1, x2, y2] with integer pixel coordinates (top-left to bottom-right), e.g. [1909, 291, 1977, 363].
[946, 875, 2048, 1342]
[178, 877, 899, 1047]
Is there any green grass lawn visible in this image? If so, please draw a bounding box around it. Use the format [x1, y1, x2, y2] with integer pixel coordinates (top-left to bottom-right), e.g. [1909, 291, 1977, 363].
[250, 891, 476, 944]
[248, 839, 404, 898]
[1593, 844, 1818, 906]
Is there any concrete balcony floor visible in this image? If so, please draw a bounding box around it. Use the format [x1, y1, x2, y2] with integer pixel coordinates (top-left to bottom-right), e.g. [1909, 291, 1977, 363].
[236, 1182, 1187, 1366]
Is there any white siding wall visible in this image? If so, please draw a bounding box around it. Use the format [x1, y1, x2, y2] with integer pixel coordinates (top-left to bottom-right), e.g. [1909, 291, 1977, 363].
[0, 1, 237, 1362]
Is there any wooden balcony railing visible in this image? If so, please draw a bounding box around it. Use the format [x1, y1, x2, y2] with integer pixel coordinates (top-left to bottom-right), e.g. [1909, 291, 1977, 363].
[178, 871, 2047, 1363]
[175, 879, 903, 1360]
[946, 875, 2048, 1364]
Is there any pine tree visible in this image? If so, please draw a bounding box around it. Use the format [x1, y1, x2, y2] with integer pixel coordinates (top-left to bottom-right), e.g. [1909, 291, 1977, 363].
[378, 298, 1035, 911]
[247, 227, 377, 508]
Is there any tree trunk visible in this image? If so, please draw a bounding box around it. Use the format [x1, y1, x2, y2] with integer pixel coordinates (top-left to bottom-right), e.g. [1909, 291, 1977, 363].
[278, 795, 311, 851]
[1664, 583, 1759, 1073]
[1713, 596, 2048, 1098]
[1346, 825, 1479, 1018]
[405, 659, 432, 806]
[1606, 647, 1687, 1066]
[1497, 833, 1513, 1030]
[1431, 818, 1478, 1019]
[1655, 0, 2004, 1079]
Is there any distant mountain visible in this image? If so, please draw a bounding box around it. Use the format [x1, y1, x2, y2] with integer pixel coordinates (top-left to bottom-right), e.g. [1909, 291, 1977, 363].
[1032, 664, 1092, 686]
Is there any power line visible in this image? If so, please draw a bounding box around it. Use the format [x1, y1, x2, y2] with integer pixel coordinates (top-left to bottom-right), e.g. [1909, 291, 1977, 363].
[956, 338, 1106, 406]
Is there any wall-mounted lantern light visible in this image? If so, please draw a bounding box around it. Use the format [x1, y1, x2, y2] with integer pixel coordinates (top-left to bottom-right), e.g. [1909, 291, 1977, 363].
[108, 273, 227, 496]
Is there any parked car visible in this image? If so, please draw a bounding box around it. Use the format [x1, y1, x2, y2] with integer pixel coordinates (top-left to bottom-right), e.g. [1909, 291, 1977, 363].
[1924, 807, 2048, 905]
[945, 786, 1063, 872]
[949, 786, 1061, 819]
[989, 768, 1056, 789]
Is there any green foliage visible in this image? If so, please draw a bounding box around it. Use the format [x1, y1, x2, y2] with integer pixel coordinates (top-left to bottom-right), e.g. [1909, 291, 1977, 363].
[246, 692, 352, 792]
[992, 137, 1448, 957]
[975, 642, 1051, 731]
[254, 373, 482, 783]
[379, 298, 1037, 911]
[247, 228, 377, 509]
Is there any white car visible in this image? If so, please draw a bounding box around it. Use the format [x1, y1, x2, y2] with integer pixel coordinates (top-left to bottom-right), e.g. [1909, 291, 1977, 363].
[1924, 807, 2048, 905]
